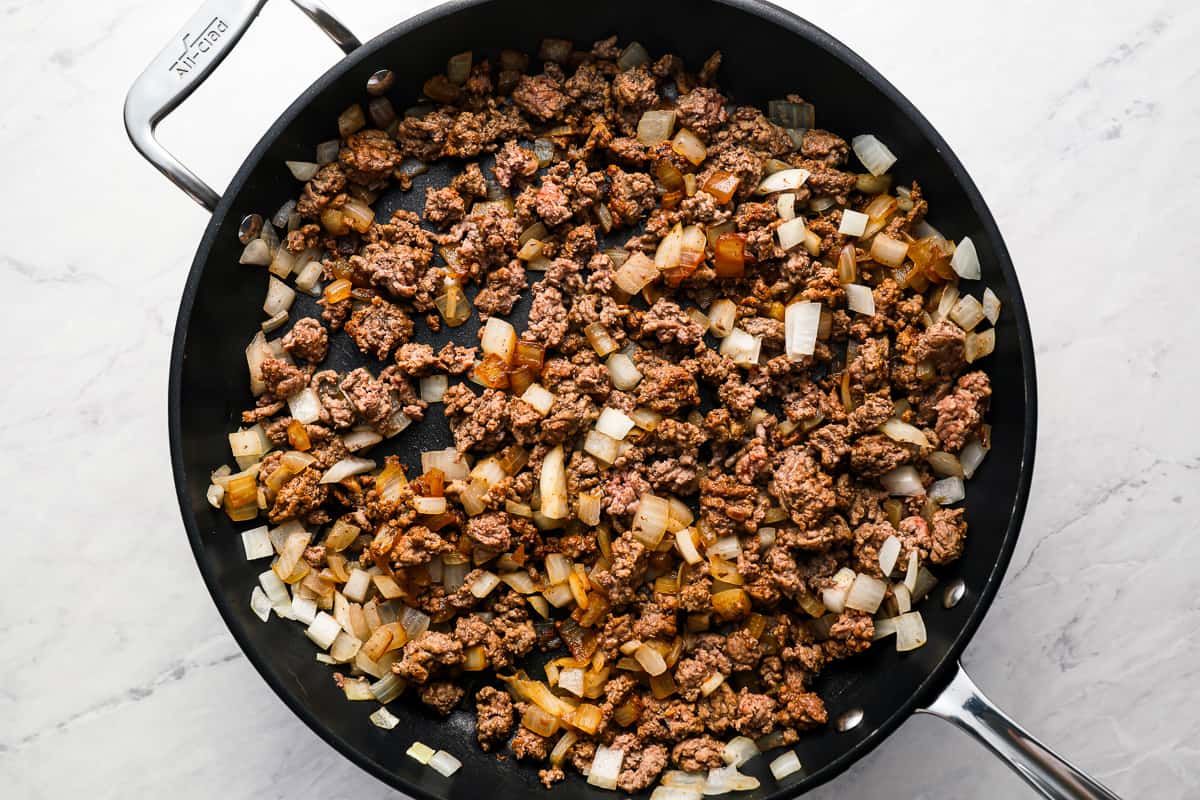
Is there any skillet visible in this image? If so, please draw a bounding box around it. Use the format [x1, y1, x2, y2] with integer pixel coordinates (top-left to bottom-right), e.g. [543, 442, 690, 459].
[125, 1, 1120, 797]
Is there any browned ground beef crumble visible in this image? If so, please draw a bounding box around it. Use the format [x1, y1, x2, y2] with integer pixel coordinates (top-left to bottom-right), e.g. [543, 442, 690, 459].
[226, 37, 994, 790]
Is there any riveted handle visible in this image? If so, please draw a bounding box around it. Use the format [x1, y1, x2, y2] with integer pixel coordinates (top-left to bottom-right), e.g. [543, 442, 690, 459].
[123, 0, 360, 211]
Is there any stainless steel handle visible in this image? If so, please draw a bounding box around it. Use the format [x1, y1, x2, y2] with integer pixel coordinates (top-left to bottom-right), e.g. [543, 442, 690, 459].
[920, 663, 1122, 799]
[123, 0, 360, 211]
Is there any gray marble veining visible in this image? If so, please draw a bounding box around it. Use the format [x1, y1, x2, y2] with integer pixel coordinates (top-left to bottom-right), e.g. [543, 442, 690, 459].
[1, 0, 1198, 797]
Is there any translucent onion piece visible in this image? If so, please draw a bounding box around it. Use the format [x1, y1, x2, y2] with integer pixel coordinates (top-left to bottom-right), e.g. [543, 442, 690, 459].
[707, 298, 737, 338]
[630, 406, 663, 431]
[615, 251, 660, 294]
[617, 41, 650, 70]
[769, 751, 803, 780]
[413, 495, 448, 515]
[320, 457, 376, 484]
[446, 50, 472, 84]
[903, 550, 920, 593]
[663, 771, 708, 789]
[606, 352, 642, 390]
[703, 764, 760, 795]
[878, 417, 931, 447]
[480, 316, 517, 362]
[950, 295, 986, 331]
[844, 283, 875, 316]
[633, 494, 671, 546]
[406, 741, 436, 764]
[895, 611, 927, 652]
[369, 706, 400, 730]
[870, 234, 909, 267]
[785, 302, 821, 360]
[722, 736, 760, 767]
[671, 128, 707, 166]
[264, 276, 296, 316]
[965, 328, 995, 363]
[584, 428, 621, 465]
[637, 110, 677, 146]
[754, 168, 810, 195]
[305, 611, 341, 650]
[881, 466, 925, 496]
[776, 193, 796, 221]
[540, 445, 569, 520]
[851, 134, 897, 176]
[249, 586, 272, 621]
[911, 566, 939, 602]
[655, 223, 685, 270]
[259, 570, 290, 606]
[287, 387, 322, 425]
[675, 528, 703, 565]
[286, 160, 320, 181]
[873, 616, 899, 641]
[960, 438, 987, 479]
[294, 259, 323, 294]
[634, 643, 668, 676]
[706, 535, 741, 561]
[951, 236, 981, 279]
[585, 322, 619, 357]
[316, 140, 340, 165]
[595, 408, 636, 440]
[719, 328, 762, 368]
[927, 451, 965, 478]
[242, 526, 273, 560]
[838, 209, 869, 237]
[776, 217, 807, 251]
[429, 750, 462, 777]
[588, 745, 625, 790]
[930, 476, 966, 505]
[652, 787, 703, 800]
[982, 287, 1001, 324]
[421, 448, 470, 481]
[399, 605, 431, 639]
[845, 573, 887, 613]
[338, 104, 366, 137]
[894, 582, 912, 614]
[878, 535, 902, 576]
[418, 375, 447, 403]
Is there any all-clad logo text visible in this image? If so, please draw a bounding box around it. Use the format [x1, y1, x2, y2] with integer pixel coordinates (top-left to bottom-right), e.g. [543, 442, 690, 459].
[169, 16, 229, 77]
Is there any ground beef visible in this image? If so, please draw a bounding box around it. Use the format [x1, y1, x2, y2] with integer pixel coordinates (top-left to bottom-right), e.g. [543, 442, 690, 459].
[260, 357, 307, 399]
[850, 434, 916, 477]
[916, 319, 967, 374]
[636, 358, 699, 414]
[672, 736, 726, 771]
[445, 386, 510, 453]
[733, 690, 777, 738]
[930, 507, 968, 564]
[344, 297, 414, 360]
[511, 727, 551, 760]
[465, 511, 513, 551]
[512, 73, 569, 121]
[934, 370, 991, 451]
[394, 632, 464, 684]
[493, 140, 539, 188]
[800, 129, 850, 165]
[296, 163, 346, 217]
[281, 318, 329, 363]
[339, 368, 393, 427]
[611, 66, 659, 112]
[675, 86, 727, 137]
[268, 468, 327, 524]
[613, 733, 668, 792]
[423, 186, 466, 228]
[773, 447, 836, 529]
[420, 681, 464, 715]
[590, 532, 648, 605]
[526, 284, 569, 347]
[474, 259, 527, 316]
[339, 129, 400, 187]
[475, 686, 514, 751]
[639, 298, 706, 350]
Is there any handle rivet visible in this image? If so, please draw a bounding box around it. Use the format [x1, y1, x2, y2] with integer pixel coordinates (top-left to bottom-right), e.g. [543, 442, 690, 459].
[367, 69, 395, 96]
[835, 708, 864, 732]
[943, 578, 966, 609]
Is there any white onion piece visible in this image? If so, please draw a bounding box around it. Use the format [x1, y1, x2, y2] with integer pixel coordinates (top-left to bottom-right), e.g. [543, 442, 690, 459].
[872, 616, 898, 640]
[500, 571, 536, 594]
[419, 375, 447, 403]
[776, 193, 796, 221]
[878, 417, 930, 447]
[845, 573, 887, 613]
[821, 567, 856, 613]
[722, 737, 759, 767]
[637, 110, 676, 145]
[242, 526, 274, 560]
[558, 667, 585, 697]
[960, 438, 987, 479]
[320, 457, 376, 484]
[870, 234, 909, 267]
[851, 134, 897, 176]
[316, 140, 340, 165]
[951, 236, 981, 279]
[878, 535, 902, 576]
[595, 408, 636, 440]
[707, 298, 737, 338]
[652, 786, 703, 800]
[633, 494, 671, 546]
[845, 284, 875, 316]
[965, 328, 995, 363]
[413, 496, 448, 515]
[903, 550, 920, 593]
[369, 706, 400, 730]
[469, 571, 501, 598]
[703, 764, 759, 794]
[294, 259, 323, 294]
[306, 611, 341, 650]
[982, 287, 1001, 324]
[250, 586, 272, 621]
[838, 209, 868, 237]
[330, 631, 362, 663]
[239, 239, 272, 266]
[930, 476, 966, 505]
[264, 276, 296, 316]
[291, 595, 318, 625]
[776, 217, 807, 251]
[706, 535, 741, 561]
[521, 383, 556, 416]
[754, 168, 809, 195]
[699, 672, 726, 697]
[286, 160, 320, 181]
[343, 569, 371, 603]
[927, 451, 964, 478]
[287, 387, 322, 425]
[421, 448, 470, 480]
[207, 483, 224, 508]
[675, 528, 703, 565]
[895, 611, 927, 652]
[406, 741, 436, 764]
[911, 566, 939, 602]
[587, 746, 625, 790]
[259, 570, 290, 606]
[719, 328, 762, 368]
[539, 445, 568, 520]
[881, 466, 925, 496]
[429, 750, 462, 777]
[769, 750, 802, 780]
[893, 582, 912, 614]
[480, 317, 516, 362]
[785, 302, 821, 360]
[662, 771, 708, 789]
[606, 353, 643, 390]
[655, 223, 684, 269]
[949, 295, 985, 331]
[584, 428, 621, 464]
[261, 310, 288, 334]
[470, 456, 506, 489]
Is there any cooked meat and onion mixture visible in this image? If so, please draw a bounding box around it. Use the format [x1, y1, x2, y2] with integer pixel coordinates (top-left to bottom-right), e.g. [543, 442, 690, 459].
[214, 36, 1000, 793]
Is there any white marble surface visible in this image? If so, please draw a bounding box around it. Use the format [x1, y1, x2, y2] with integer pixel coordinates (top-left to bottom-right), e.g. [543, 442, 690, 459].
[2, 0, 1198, 797]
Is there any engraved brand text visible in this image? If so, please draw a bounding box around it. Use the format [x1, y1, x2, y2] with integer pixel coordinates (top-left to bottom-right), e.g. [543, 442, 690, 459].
[169, 17, 229, 77]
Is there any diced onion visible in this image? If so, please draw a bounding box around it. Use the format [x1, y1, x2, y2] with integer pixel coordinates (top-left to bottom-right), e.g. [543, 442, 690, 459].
[878, 417, 930, 447]
[950, 295, 985, 331]
[706, 535, 741, 561]
[634, 643, 668, 676]
[637, 110, 676, 146]
[927, 451, 964, 478]
[419, 375, 447, 403]
[421, 448, 470, 480]
[838, 209, 868, 237]
[291, 595, 318, 625]
[469, 571, 501, 598]
[588, 745, 625, 790]
[662, 771, 708, 789]
[703, 764, 759, 794]
[821, 568, 856, 613]
[982, 287, 1001, 324]
[241, 526, 273, 560]
[672, 128, 707, 166]
[930, 476, 966, 505]
[845, 573, 887, 613]
[655, 223, 685, 270]
[873, 616, 898, 641]
[707, 298, 737, 338]
[407, 741, 436, 764]
[540, 445, 568, 520]
[722, 737, 759, 767]
[286, 160, 320, 181]
[428, 750, 461, 777]
[776, 217, 807, 252]
[596, 408, 636, 440]
[895, 611, 928, 652]
[287, 388, 322, 425]
[342, 569, 371, 603]
[250, 586, 272, 621]
[259, 570, 289, 606]
[320, 457, 376, 484]
[878, 535, 902, 576]
[264, 276, 296, 316]
[960, 438, 987, 479]
[481, 317, 517, 362]
[675, 528, 703, 565]
[305, 611, 341, 650]
[903, 551, 920, 593]
[294, 259, 323, 294]
[633, 494, 671, 546]
[754, 168, 810, 195]
[894, 582, 912, 614]
[606, 353, 643, 390]
[699, 672, 726, 697]
[951, 236, 981, 279]
[369, 706, 400, 730]
[615, 252, 660, 294]
[844, 283, 875, 316]
[414, 495, 448, 515]
[852, 134, 897, 176]
[630, 407, 663, 431]
[558, 667, 586, 697]
[965, 328, 995, 363]
[719, 328, 762, 368]
[521, 383, 556, 416]
[870, 234, 909, 267]
[652, 787, 703, 800]
[399, 605, 431, 639]
[769, 750, 803, 780]
[881, 466, 925, 496]
[785, 302, 821, 360]
[500, 571, 537, 594]
[584, 428, 621, 464]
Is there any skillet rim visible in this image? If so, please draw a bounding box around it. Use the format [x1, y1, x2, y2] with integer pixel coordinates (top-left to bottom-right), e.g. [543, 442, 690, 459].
[167, 0, 1038, 796]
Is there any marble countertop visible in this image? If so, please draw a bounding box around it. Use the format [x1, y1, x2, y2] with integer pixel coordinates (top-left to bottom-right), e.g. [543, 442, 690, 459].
[3, 0, 1198, 797]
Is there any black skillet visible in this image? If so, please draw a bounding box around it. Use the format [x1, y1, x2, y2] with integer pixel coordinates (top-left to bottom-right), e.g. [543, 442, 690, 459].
[124, 1, 1120, 797]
